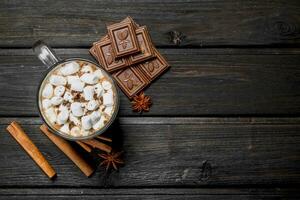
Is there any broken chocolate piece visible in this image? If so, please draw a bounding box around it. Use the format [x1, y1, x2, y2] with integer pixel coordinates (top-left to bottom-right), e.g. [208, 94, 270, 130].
[112, 67, 148, 99]
[107, 18, 140, 58]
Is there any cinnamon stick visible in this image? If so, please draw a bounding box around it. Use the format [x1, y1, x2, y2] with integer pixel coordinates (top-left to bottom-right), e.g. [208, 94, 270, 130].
[40, 124, 94, 177]
[76, 141, 93, 153]
[97, 135, 112, 143]
[6, 121, 56, 179]
[82, 139, 112, 153]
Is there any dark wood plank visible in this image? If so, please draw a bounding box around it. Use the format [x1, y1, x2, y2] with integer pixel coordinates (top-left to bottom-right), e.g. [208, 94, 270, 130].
[0, 188, 298, 199]
[0, 0, 300, 47]
[0, 48, 300, 116]
[0, 117, 299, 187]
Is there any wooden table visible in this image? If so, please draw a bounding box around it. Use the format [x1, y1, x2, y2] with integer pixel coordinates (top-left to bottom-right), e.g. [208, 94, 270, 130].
[0, 1, 299, 199]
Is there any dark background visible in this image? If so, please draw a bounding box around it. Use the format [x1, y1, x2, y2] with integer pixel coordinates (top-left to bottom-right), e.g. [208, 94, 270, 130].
[0, 0, 299, 199]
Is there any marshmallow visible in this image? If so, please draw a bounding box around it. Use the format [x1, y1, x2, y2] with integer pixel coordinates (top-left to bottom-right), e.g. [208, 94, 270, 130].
[107, 88, 113, 94]
[54, 107, 59, 115]
[92, 116, 105, 130]
[58, 104, 68, 111]
[45, 107, 56, 124]
[80, 73, 99, 84]
[67, 75, 80, 85]
[94, 69, 104, 79]
[94, 83, 104, 97]
[42, 99, 52, 109]
[81, 65, 93, 73]
[70, 126, 81, 137]
[71, 80, 85, 92]
[63, 91, 73, 102]
[81, 115, 92, 130]
[87, 100, 99, 111]
[102, 80, 112, 90]
[90, 110, 101, 125]
[70, 102, 84, 117]
[104, 106, 113, 116]
[60, 61, 80, 76]
[69, 113, 81, 126]
[83, 86, 94, 101]
[50, 96, 64, 106]
[60, 123, 70, 134]
[42, 84, 53, 99]
[103, 92, 114, 106]
[54, 85, 65, 97]
[56, 106, 69, 125]
[49, 75, 67, 86]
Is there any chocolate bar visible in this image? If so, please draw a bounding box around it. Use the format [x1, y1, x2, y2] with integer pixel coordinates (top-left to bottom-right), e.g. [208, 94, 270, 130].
[107, 17, 140, 58]
[112, 67, 148, 99]
[90, 17, 170, 99]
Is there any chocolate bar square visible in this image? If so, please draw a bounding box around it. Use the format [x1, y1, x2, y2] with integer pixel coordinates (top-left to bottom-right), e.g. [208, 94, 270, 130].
[107, 18, 140, 58]
[94, 37, 128, 72]
[138, 48, 170, 81]
[129, 26, 154, 65]
[113, 67, 148, 98]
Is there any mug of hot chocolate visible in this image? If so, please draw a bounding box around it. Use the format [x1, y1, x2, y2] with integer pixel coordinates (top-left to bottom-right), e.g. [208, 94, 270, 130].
[33, 41, 119, 140]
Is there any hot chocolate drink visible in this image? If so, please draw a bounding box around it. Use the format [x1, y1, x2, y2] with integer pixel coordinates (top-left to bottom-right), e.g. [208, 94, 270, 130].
[38, 59, 118, 138]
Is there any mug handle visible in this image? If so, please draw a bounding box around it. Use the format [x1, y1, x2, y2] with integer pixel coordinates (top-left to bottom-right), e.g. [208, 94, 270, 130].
[33, 40, 60, 68]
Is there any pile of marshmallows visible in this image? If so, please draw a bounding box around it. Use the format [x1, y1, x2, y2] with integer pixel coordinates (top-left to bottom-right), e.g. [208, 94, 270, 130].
[41, 61, 115, 137]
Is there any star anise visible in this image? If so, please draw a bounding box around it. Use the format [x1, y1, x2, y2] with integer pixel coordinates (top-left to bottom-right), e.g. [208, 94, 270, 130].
[131, 92, 152, 113]
[99, 151, 124, 171]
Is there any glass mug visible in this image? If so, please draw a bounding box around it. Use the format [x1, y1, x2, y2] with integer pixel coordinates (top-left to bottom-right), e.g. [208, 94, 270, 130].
[33, 40, 119, 141]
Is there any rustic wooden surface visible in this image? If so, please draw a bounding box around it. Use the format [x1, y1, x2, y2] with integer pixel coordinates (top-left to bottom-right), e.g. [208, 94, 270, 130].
[1, 48, 300, 116]
[0, 188, 298, 200]
[0, 0, 299, 199]
[0, 117, 300, 187]
[0, 0, 300, 47]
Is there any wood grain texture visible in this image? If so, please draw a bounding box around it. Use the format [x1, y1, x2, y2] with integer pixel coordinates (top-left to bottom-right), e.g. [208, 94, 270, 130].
[0, 48, 300, 116]
[0, 188, 298, 199]
[0, 117, 299, 187]
[0, 0, 300, 47]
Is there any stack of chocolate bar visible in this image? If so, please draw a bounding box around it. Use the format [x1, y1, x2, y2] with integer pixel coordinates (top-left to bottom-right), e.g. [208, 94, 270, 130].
[90, 17, 170, 99]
